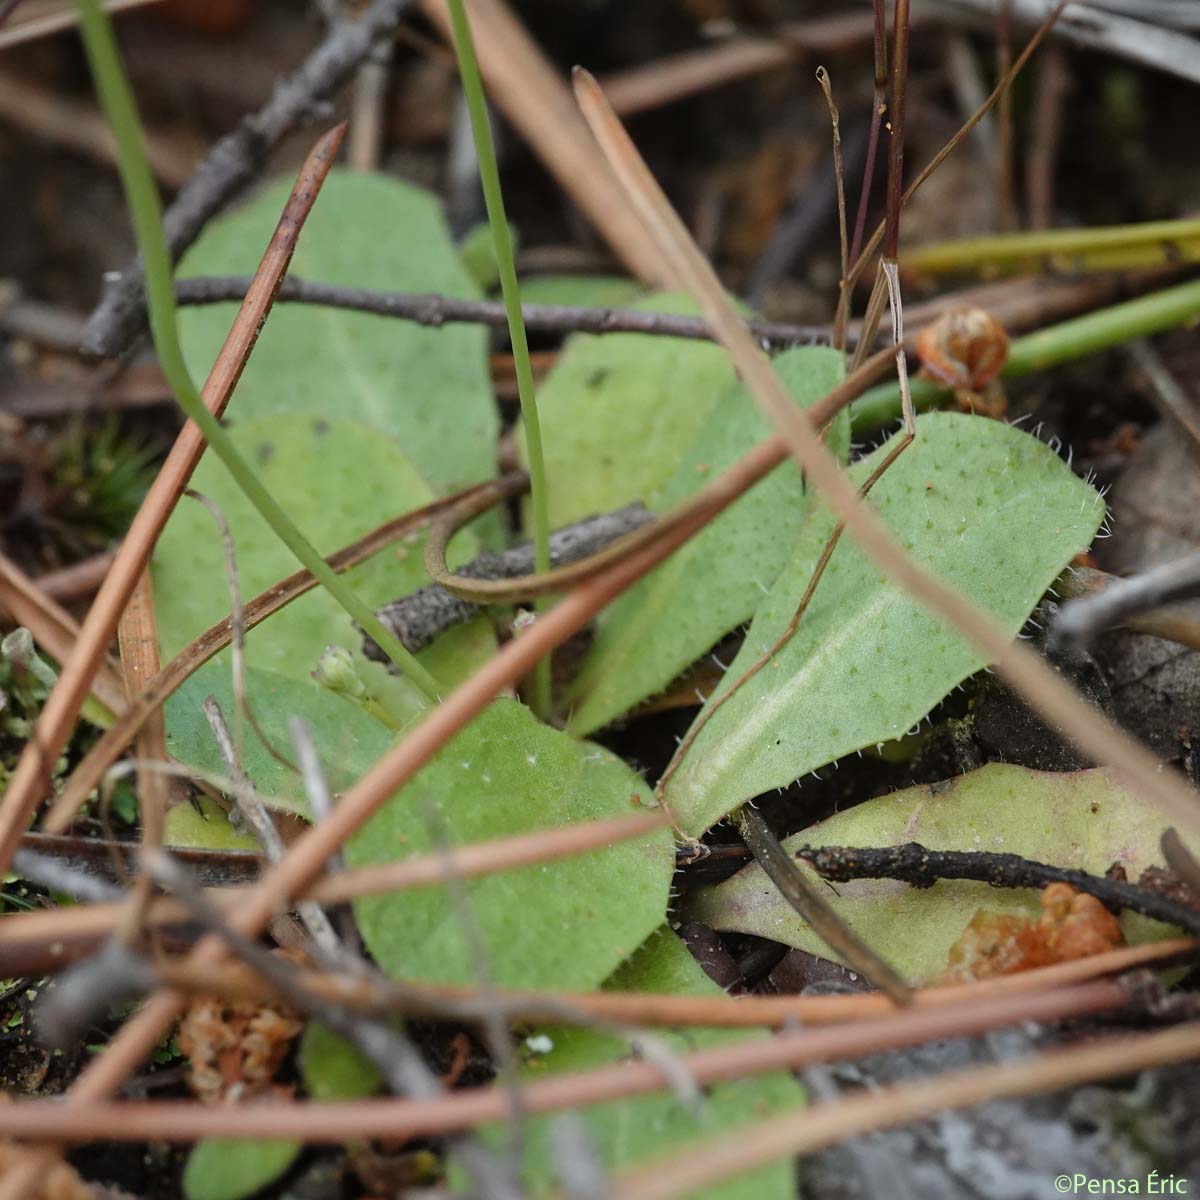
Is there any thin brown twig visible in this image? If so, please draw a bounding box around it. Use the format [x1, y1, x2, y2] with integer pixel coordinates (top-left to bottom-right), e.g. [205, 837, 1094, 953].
[14, 348, 915, 1143]
[0, 125, 348, 876]
[149, 937, 1197, 1030]
[816, 66, 849, 351]
[142, 848, 521, 1199]
[110, 568, 168, 953]
[0, 980, 1129, 1144]
[173, 269, 1171, 355]
[1129, 337, 1200, 468]
[0, 812, 669, 978]
[422, 348, 897, 608]
[43, 479, 498, 835]
[348, 37, 393, 172]
[882, 0, 911, 264]
[847, 260, 888, 373]
[598, 10, 896, 117]
[1026, 42, 1069, 230]
[0, 68, 196, 189]
[571, 69, 1200, 846]
[0, 0, 163, 51]
[417, 0, 677, 288]
[996, 0, 1018, 231]
[80, 0, 415, 356]
[739, 807, 911, 1002]
[173, 274, 834, 346]
[844, 0, 1070, 296]
[0, 552, 126, 717]
[605, 1020, 1200, 1200]
[848, 0, 888, 269]
[115, 569, 167, 849]
[33, 550, 117, 604]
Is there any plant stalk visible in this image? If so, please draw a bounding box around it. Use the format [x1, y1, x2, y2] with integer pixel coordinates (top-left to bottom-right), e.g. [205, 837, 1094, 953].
[446, 0, 553, 718]
[75, 0, 440, 706]
[850, 275, 1200, 432]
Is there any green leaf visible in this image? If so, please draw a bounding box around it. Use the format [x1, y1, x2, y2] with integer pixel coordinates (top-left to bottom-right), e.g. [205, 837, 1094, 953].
[515, 274, 644, 308]
[163, 793, 260, 851]
[346, 699, 674, 989]
[689, 763, 1200, 983]
[153, 415, 494, 731]
[298, 1022, 383, 1101]
[178, 170, 498, 501]
[457, 220, 505, 291]
[566, 347, 849, 736]
[183, 1138, 301, 1200]
[524, 294, 735, 528]
[663, 412, 1106, 835]
[483, 928, 804, 1198]
[164, 660, 393, 817]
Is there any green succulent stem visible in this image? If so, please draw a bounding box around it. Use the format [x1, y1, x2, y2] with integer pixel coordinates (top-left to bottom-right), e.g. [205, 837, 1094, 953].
[850, 275, 1200, 433]
[446, 0, 553, 718]
[75, 0, 441, 706]
[904, 217, 1200, 278]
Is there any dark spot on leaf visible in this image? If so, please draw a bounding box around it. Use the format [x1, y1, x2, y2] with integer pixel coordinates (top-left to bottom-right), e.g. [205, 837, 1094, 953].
[587, 368, 611, 388]
[256, 441, 274, 464]
[312, 418, 331, 435]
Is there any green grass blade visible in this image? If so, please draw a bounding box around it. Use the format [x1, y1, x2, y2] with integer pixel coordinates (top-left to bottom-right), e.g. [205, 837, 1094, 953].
[74, 0, 440, 704]
[446, 0, 553, 716]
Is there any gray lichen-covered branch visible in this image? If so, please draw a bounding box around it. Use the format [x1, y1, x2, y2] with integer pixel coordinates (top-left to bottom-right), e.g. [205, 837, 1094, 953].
[80, 0, 416, 357]
[364, 501, 654, 659]
[174, 274, 832, 347]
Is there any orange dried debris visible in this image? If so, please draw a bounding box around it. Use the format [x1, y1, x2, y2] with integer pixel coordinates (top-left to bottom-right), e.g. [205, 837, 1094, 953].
[915, 305, 1010, 419]
[942, 882, 1124, 984]
[177, 958, 304, 1105]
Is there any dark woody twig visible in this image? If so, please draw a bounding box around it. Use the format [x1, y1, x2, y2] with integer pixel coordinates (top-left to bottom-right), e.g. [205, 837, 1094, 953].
[16, 831, 263, 889]
[1051, 552, 1200, 650]
[366, 500, 654, 658]
[739, 807, 913, 1004]
[176, 274, 834, 348]
[80, 0, 417, 358]
[1053, 564, 1200, 654]
[794, 841, 1200, 938]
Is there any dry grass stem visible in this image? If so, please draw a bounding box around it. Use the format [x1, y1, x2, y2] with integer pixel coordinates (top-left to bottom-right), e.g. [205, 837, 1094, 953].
[571, 68, 1200, 843]
[0, 981, 1127, 1144]
[417, 0, 678, 287]
[0, 123, 348, 876]
[153, 936, 1195, 1030]
[607, 1020, 1200, 1200]
[0, 552, 126, 717]
[44, 480, 496, 834]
